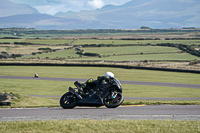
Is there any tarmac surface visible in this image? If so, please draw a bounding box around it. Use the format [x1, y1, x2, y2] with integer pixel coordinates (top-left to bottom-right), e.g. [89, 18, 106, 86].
[0, 105, 200, 121]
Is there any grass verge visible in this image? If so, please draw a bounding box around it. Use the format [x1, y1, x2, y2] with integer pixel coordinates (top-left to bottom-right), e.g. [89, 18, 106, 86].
[0, 119, 200, 133]
[1, 66, 200, 84]
[123, 99, 200, 105]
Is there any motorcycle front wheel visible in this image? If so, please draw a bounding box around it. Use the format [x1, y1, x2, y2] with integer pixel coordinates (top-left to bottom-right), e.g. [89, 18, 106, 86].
[103, 92, 124, 108]
[60, 92, 77, 109]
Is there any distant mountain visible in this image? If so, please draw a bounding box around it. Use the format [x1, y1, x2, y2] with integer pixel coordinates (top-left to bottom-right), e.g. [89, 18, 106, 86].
[0, 0, 39, 17]
[0, 0, 199, 29]
[55, 0, 200, 29]
[0, 14, 110, 29]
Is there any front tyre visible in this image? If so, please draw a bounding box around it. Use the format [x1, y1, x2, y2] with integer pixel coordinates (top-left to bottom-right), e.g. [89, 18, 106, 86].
[60, 92, 77, 109]
[103, 92, 124, 108]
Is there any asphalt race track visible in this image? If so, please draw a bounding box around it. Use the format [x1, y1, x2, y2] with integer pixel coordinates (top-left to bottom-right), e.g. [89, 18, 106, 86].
[0, 76, 200, 121]
[1, 105, 200, 121]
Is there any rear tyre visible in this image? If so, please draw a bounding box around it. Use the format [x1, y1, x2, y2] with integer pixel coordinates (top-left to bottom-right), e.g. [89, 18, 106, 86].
[103, 92, 124, 108]
[60, 92, 77, 109]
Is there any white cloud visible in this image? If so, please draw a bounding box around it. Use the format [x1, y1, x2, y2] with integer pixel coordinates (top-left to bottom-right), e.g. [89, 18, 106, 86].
[9, 0, 131, 14]
[87, 0, 105, 9]
[35, 5, 67, 15]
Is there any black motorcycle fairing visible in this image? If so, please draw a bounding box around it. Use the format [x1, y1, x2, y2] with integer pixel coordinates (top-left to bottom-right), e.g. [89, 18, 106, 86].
[77, 93, 104, 106]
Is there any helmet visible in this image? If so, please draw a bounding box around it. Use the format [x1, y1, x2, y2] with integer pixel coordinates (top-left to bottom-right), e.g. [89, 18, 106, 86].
[104, 72, 114, 78]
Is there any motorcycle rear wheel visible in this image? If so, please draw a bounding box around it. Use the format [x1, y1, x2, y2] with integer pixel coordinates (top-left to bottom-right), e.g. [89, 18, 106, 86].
[103, 92, 124, 108]
[60, 92, 77, 109]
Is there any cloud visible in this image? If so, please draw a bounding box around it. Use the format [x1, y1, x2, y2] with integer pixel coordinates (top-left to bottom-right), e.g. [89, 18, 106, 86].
[35, 5, 67, 15]
[9, 0, 131, 14]
[87, 0, 105, 9]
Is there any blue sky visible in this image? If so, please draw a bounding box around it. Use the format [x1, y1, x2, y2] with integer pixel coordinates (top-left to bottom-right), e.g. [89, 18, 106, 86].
[9, 0, 131, 15]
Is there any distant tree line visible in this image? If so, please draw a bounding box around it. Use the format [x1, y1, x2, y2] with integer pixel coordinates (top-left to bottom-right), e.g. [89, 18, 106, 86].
[1, 28, 200, 36]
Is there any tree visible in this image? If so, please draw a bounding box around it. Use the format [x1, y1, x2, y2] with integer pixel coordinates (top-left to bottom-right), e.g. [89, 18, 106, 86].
[140, 26, 151, 29]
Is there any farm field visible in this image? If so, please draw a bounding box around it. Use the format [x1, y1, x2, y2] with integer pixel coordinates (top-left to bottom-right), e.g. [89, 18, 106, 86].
[0, 44, 71, 55]
[1, 38, 200, 45]
[21, 46, 189, 60]
[70, 53, 198, 61]
[1, 40, 199, 62]
[0, 29, 200, 107]
[73, 39, 200, 45]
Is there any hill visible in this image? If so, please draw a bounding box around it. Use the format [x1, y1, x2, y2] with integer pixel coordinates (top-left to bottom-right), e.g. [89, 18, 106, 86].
[0, 0, 39, 17]
[0, 14, 109, 29]
[0, 0, 199, 29]
[56, 0, 200, 29]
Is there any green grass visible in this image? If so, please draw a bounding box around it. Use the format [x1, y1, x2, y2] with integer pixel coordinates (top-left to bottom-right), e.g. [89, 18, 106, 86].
[22, 48, 80, 59]
[82, 46, 181, 55]
[0, 79, 71, 96]
[1, 79, 199, 98]
[0, 39, 22, 44]
[0, 120, 199, 133]
[73, 39, 200, 45]
[123, 99, 200, 105]
[0, 66, 200, 107]
[1, 78, 200, 107]
[11, 94, 59, 107]
[0, 66, 200, 84]
[1, 38, 200, 62]
[1, 38, 200, 45]
[0, 39, 74, 45]
[68, 53, 199, 61]
[23, 39, 74, 45]
[0, 44, 71, 55]
[123, 84, 200, 98]
[18, 45, 199, 61]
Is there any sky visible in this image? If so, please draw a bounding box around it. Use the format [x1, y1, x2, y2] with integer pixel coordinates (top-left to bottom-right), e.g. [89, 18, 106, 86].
[9, 0, 131, 15]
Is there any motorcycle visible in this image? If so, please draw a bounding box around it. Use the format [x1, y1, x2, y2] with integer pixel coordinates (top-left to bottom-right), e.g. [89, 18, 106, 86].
[60, 77, 124, 109]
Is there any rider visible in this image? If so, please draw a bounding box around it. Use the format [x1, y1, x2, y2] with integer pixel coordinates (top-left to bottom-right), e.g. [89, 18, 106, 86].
[74, 72, 115, 92]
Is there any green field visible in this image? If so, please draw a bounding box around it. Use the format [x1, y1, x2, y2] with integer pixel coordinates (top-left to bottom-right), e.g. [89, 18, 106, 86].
[1, 38, 200, 65]
[1, 29, 200, 107]
[73, 39, 200, 45]
[1, 78, 200, 98]
[19, 45, 199, 61]
[81, 46, 181, 55]
[1, 38, 199, 45]
[0, 44, 71, 55]
[20, 48, 79, 59]
[1, 66, 200, 84]
[22, 39, 73, 45]
[0, 120, 199, 133]
[66, 53, 198, 61]
[0, 39, 74, 45]
[0, 66, 200, 107]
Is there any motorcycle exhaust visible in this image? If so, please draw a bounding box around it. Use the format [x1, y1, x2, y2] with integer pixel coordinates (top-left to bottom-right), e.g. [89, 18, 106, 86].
[69, 87, 88, 103]
[69, 87, 82, 99]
